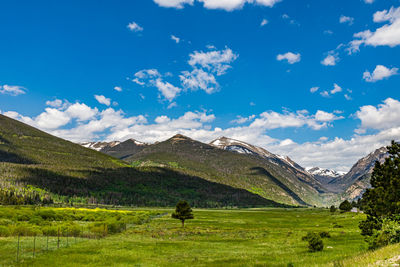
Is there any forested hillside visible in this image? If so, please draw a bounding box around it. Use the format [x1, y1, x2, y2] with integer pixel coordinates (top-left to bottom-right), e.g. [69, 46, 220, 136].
[0, 114, 283, 208]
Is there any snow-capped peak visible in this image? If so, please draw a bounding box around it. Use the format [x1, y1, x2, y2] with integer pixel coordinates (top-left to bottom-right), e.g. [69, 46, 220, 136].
[306, 167, 345, 178]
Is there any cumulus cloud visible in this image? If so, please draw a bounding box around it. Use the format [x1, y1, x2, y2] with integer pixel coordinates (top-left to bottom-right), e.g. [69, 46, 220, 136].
[153, 0, 281, 11]
[114, 86, 122, 92]
[0, 85, 26, 96]
[339, 15, 354, 25]
[171, 35, 180, 43]
[321, 54, 339, 66]
[277, 52, 301, 64]
[355, 98, 400, 132]
[127, 22, 143, 32]
[180, 68, 218, 94]
[363, 65, 398, 82]
[153, 0, 194, 9]
[319, 84, 343, 98]
[260, 18, 268, 26]
[46, 99, 63, 108]
[133, 47, 238, 100]
[310, 87, 319, 93]
[94, 95, 111, 106]
[188, 47, 238, 75]
[250, 109, 342, 130]
[132, 69, 181, 102]
[349, 6, 400, 53]
[330, 83, 342, 94]
[230, 115, 256, 124]
[364, 0, 374, 3]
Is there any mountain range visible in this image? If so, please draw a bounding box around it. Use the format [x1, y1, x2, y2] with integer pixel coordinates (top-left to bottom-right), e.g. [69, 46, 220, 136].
[83, 135, 390, 205]
[0, 113, 389, 208]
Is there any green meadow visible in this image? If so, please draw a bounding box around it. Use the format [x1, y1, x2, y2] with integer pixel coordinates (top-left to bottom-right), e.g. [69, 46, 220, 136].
[2, 206, 399, 266]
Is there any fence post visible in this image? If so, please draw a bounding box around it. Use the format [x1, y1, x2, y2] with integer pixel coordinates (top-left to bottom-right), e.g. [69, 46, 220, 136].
[33, 235, 36, 258]
[57, 228, 60, 249]
[16, 234, 20, 262]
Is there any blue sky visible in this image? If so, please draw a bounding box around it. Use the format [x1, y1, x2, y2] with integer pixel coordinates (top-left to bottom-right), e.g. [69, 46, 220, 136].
[1, 0, 400, 171]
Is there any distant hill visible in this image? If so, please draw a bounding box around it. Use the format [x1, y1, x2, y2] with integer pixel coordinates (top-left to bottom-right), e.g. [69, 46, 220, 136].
[0, 114, 283, 208]
[126, 134, 328, 206]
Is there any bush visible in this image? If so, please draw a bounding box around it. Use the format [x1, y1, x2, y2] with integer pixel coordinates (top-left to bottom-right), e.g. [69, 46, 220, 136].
[319, 231, 331, 238]
[302, 232, 324, 252]
[367, 219, 400, 249]
[330, 205, 337, 213]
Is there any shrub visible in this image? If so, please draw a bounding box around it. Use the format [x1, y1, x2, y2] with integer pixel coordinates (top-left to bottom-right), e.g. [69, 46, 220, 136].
[367, 219, 400, 249]
[330, 205, 337, 213]
[302, 232, 324, 252]
[319, 231, 331, 238]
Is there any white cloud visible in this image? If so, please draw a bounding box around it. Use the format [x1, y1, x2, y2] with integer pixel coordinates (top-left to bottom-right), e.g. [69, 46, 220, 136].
[340, 15, 354, 25]
[188, 47, 238, 75]
[133, 47, 237, 100]
[197, 0, 281, 11]
[320, 91, 330, 98]
[349, 7, 400, 53]
[356, 98, 400, 131]
[154, 79, 181, 101]
[260, 18, 268, 26]
[132, 69, 181, 102]
[114, 86, 122, 92]
[180, 68, 218, 94]
[171, 35, 180, 43]
[127, 22, 143, 32]
[363, 65, 398, 82]
[364, 0, 374, 3]
[230, 115, 256, 124]
[153, 0, 194, 9]
[153, 0, 280, 11]
[0, 85, 26, 96]
[33, 108, 71, 130]
[250, 109, 342, 130]
[94, 95, 111, 106]
[277, 52, 301, 64]
[330, 83, 342, 94]
[321, 54, 339, 66]
[46, 99, 63, 108]
[65, 103, 98, 121]
[310, 87, 319, 93]
[167, 102, 177, 109]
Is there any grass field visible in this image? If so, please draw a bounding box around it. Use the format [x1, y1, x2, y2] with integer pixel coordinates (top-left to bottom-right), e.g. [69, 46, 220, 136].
[2, 207, 397, 266]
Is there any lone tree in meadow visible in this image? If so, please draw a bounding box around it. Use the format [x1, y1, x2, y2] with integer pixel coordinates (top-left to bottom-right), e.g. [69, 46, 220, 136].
[359, 140, 400, 239]
[339, 200, 352, 212]
[172, 200, 194, 227]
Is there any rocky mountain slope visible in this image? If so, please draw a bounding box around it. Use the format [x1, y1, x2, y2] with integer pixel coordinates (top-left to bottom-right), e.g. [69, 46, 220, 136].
[335, 147, 388, 200]
[126, 134, 328, 206]
[210, 136, 326, 194]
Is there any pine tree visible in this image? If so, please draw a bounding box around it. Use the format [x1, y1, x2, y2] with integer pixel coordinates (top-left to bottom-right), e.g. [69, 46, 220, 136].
[339, 200, 352, 212]
[359, 140, 400, 237]
[172, 200, 194, 227]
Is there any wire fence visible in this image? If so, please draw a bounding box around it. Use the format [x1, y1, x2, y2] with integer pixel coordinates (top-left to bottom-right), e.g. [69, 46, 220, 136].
[14, 234, 89, 263]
